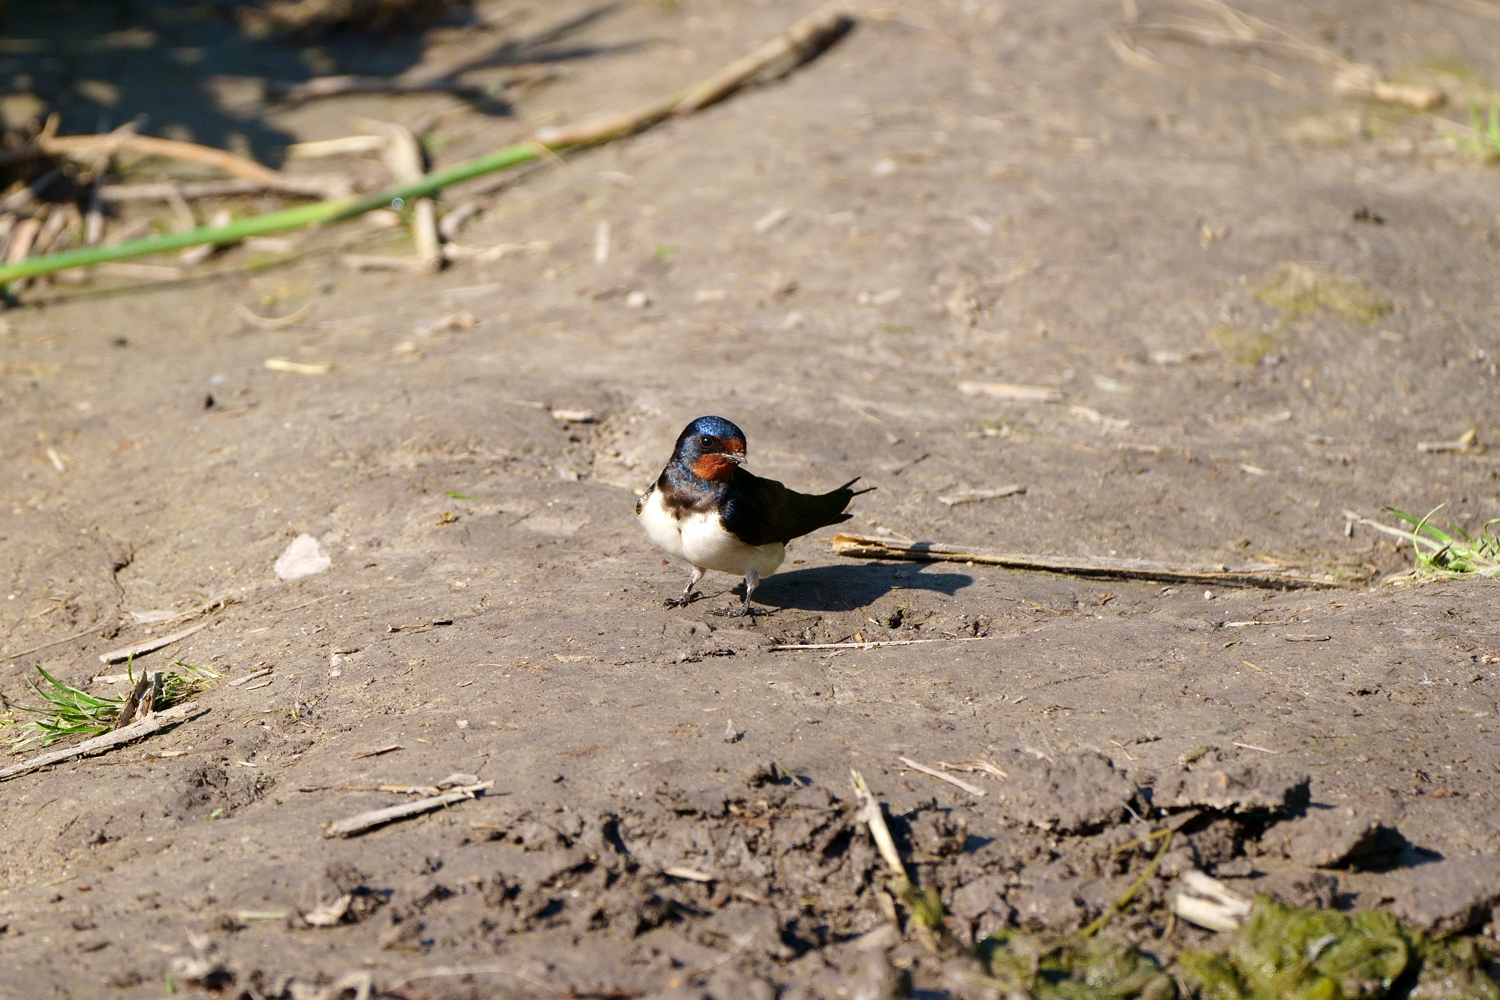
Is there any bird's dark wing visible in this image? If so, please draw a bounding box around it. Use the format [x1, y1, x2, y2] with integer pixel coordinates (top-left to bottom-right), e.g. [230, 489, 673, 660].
[719, 469, 871, 546]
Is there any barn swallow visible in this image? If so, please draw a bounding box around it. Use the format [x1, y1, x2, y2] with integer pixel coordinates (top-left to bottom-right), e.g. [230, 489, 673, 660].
[636, 416, 872, 615]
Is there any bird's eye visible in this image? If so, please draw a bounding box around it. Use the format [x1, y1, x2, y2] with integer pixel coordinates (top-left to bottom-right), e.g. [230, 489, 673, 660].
[698, 435, 714, 447]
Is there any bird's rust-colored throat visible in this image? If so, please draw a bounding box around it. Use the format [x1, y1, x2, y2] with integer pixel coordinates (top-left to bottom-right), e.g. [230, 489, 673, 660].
[693, 455, 739, 482]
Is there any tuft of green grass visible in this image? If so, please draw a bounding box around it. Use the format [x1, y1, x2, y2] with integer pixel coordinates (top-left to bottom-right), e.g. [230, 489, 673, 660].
[1449, 93, 1500, 161]
[1209, 324, 1275, 365]
[1382, 505, 1500, 579]
[1, 659, 218, 752]
[160, 659, 220, 704]
[1, 666, 122, 750]
[1254, 263, 1392, 324]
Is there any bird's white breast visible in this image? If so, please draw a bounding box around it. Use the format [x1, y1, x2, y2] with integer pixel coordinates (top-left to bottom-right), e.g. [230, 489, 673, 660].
[637, 486, 785, 579]
[637, 486, 686, 559]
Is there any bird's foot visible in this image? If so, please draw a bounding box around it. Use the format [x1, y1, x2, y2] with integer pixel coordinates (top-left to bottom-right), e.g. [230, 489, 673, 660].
[663, 591, 702, 609]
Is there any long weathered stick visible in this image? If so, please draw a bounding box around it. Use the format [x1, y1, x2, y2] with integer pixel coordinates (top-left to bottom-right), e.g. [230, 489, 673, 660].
[98, 620, 213, 664]
[830, 533, 1356, 589]
[39, 133, 346, 198]
[325, 781, 493, 837]
[98, 178, 349, 202]
[898, 757, 986, 797]
[0, 7, 853, 285]
[850, 769, 906, 877]
[0, 701, 198, 782]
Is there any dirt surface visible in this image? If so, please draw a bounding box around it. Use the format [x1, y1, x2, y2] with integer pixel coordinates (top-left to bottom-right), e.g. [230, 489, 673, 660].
[3, 1, 1500, 997]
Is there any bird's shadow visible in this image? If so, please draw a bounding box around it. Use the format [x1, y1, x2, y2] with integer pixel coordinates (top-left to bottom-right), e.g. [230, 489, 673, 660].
[752, 563, 972, 612]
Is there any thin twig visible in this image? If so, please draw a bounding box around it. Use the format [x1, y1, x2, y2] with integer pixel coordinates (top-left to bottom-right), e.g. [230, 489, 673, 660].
[228, 668, 273, 688]
[663, 866, 715, 882]
[349, 744, 402, 760]
[437, 197, 490, 240]
[285, 135, 390, 158]
[1113, 0, 1443, 109]
[325, 781, 493, 837]
[1, 624, 101, 662]
[937, 758, 1009, 779]
[0, 702, 199, 782]
[235, 302, 314, 329]
[394, 961, 549, 991]
[301, 783, 444, 796]
[98, 177, 350, 202]
[850, 769, 907, 877]
[898, 756, 986, 796]
[98, 620, 213, 664]
[771, 637, 987, 651]
[39, 133, 348, 198]
[937, 484, 1027, 506]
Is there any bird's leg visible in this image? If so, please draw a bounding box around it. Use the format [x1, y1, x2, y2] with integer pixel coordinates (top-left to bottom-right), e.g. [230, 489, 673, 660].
[663, 566, 704, 608]
[719, 570, 761, 618]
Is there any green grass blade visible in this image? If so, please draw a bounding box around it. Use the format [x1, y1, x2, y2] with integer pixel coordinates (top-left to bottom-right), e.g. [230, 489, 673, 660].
[0, 137, 554, 284]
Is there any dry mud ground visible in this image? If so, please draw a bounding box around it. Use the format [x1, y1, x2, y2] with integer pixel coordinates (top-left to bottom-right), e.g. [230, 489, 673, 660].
[3, 1, 1500, 997]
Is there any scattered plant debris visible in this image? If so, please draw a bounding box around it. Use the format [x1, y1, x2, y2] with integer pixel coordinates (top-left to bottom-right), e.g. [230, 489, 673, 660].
[1355, 506, 1500, 580]
[1178, 895, 1500, 1000]
[1, 660, 216, 752]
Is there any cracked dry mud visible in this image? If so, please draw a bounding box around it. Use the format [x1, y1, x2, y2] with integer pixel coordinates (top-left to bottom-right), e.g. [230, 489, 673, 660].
[2, 1, 1500, 997]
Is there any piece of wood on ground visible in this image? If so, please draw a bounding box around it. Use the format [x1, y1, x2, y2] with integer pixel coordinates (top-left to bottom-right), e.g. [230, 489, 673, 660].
[349, 744, 402, 760]
[228, 667, 273, 688]
[98, 177, 351, 201]
[285, 135, 391, 158]
[938, 758, 1010, 780]
[0, 701, 199, 782]
[898, 756, 986, 796]
[957, 381, 1064, 402]
[362, 120, 441, 272]
[114, 670, 156, 729]
[39, 133, 350, 198]
[829, 533, 1355, 589]
[1417, 428, 1481, 454]
[770, 638, 985, 651]
[1172, 869, 1251, 931]
[325, 781, 493, 838]
[98, 620, 213, 664]
[850, 769, 907, 878]
[937, 484, 1026, 506]
[663, 866, 715, 882]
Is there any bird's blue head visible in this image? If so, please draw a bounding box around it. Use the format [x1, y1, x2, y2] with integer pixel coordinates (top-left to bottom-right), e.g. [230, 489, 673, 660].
[670, 416, 747, 483]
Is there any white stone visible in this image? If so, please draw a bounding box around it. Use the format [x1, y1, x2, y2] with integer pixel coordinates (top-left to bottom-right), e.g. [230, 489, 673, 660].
[274, 533, 330, 581]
